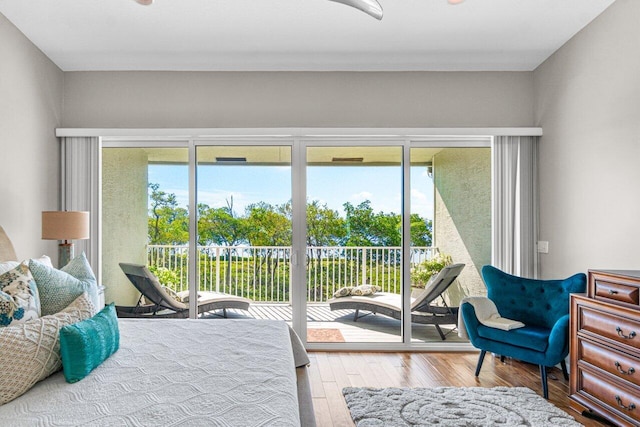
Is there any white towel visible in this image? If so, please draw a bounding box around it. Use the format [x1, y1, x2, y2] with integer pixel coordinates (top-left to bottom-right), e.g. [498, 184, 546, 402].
[458, 296, 525, 339]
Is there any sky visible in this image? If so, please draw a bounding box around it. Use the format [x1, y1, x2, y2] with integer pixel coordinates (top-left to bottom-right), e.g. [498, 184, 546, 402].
[148, 164, 434, 219]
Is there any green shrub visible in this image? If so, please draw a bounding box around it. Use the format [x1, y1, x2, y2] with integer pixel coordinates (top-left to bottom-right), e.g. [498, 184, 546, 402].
[148, 266, 182, 291]
[410, 253, 453, 288]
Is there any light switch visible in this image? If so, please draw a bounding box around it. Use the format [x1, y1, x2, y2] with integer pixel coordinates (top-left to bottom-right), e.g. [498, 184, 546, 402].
[537, 241, 549, 254]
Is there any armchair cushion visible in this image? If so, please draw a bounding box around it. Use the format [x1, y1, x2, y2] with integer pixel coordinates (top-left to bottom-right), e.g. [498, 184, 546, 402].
[477, 324, 550, 353]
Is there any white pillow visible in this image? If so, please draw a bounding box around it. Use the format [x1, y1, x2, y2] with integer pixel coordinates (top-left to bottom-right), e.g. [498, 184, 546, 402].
[31, 255, 53, 268]
[0, 261, 19, 275]
[0, 292, 95, 405]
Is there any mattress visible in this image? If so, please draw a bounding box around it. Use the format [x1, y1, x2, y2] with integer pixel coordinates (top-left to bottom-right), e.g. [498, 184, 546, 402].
[0, 319, 301, 426]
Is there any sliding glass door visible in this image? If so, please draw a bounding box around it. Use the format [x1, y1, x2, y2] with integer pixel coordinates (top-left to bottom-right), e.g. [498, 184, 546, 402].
[101, 135, 491, 349]
[195, 144, 293, 318]
[305, 145, 404, 343]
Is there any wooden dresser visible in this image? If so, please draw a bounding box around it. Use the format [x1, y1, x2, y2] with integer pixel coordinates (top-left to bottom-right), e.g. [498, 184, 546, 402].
[570, 270, 640, 427]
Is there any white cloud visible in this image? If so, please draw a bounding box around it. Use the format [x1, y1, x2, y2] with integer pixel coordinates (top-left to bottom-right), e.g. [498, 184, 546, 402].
[351, 191, 373, 202]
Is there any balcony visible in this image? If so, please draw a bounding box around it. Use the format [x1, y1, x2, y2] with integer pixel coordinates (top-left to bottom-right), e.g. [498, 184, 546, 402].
[147, 244, 465, 343]
[148, 244, 437, 301]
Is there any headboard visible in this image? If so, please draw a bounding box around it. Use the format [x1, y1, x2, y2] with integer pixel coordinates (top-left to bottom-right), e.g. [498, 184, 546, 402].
[0, 225, 18, 262]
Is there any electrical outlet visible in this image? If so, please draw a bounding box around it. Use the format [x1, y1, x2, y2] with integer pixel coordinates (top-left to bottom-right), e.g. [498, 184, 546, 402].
[537, 241, 549, 254]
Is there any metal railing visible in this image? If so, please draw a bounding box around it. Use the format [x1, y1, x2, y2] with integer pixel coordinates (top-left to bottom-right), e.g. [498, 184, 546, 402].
[147, 245, 437, 303]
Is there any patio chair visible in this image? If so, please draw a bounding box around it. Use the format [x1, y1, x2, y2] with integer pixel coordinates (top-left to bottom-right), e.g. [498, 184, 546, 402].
[115, 263, 251, 318]
[328, 263, 465, 340]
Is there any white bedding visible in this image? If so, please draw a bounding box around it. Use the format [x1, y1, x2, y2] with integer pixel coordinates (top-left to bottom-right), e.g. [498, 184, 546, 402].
[0, 319, 301, 426]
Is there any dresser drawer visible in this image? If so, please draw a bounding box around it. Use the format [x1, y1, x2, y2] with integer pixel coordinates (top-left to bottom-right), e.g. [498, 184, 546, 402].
[578, 338, 640, 388]
[590, 271, 640, 308]
[578, 305, 640, 351]
[595, 279, 640, 305]
[579, 368, 640, 424]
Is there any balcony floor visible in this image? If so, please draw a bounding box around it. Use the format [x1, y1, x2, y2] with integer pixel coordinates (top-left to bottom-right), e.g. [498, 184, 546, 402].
[204, 303, 467, 344]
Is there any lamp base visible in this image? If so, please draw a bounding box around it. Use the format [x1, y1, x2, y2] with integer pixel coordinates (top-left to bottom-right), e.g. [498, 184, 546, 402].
[58, 243, 74, 268]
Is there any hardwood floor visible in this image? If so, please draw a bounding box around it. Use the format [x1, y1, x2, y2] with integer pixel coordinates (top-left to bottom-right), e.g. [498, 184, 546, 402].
[308, 351, 610, 427]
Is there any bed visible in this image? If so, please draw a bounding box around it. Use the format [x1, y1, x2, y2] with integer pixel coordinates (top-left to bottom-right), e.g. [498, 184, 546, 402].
[0, 226, 315, 426]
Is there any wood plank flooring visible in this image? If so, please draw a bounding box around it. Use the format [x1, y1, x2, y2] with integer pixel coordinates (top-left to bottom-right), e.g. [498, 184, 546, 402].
[308, 351, 610, 427]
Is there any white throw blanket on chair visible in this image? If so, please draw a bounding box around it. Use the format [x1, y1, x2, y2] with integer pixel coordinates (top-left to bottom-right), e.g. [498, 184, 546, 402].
[458, 296, 525, 339]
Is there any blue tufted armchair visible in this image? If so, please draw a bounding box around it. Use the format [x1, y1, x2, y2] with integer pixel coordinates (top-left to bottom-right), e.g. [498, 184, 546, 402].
[461, 265, 586, 399]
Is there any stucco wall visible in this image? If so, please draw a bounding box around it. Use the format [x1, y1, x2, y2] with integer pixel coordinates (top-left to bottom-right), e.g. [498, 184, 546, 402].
[0, 13, 63, 260]
[102, 148, 149, 305]
[534, 0, 640, 278]
[433, 148, 491, 304]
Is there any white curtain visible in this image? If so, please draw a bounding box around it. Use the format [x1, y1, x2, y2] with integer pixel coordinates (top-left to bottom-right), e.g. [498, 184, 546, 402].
[492, 136, 539, 278]
[60, 137, 101, 277]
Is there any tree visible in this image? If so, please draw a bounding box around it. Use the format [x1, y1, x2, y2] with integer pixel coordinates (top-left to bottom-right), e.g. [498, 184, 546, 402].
[410, 213, 432, 247]
[245, 201, 292, 246]
[197, 197, 247, 247]
[343, 200, 401, 247]
[306, 200, 346, 247]
[197, 197, 248, 287]
[244, 201, 292, 286]
[148, 183, 188, 244]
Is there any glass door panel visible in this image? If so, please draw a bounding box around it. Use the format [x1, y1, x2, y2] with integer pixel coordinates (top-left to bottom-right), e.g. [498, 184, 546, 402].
[306, 146, 403, 343]
[102, 147, 190, 314]
[195, 145, 292, 320]
[409, 146, 491, 342]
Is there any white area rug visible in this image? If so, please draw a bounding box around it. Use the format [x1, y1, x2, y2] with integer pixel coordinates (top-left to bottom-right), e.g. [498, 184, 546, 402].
[343, 386, 582, 426]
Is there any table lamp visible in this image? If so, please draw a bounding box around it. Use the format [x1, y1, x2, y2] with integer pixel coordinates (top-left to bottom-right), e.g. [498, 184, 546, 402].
[42, 211, 90, 268]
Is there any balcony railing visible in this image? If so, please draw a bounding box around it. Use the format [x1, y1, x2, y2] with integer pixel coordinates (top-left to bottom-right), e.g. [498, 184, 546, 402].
[148, 245, 437, 303]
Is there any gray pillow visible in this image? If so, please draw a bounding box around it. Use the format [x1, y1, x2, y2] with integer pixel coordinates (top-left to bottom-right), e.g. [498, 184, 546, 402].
[29, 253, 99, 316]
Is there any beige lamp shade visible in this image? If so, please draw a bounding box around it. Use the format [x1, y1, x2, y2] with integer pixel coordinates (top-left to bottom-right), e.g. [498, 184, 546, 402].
[42, 211, 90, 241]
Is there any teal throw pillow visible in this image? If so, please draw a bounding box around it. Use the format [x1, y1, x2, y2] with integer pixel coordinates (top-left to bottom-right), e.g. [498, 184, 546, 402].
[59, 303, 119, 383]
[29, 253, 99, 316]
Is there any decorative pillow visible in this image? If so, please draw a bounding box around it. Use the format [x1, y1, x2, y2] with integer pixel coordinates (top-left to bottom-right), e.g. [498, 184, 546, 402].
[350, 284, 381, 296]
[29, 253, 99, 316]
[0, 263, 41, 327]
[60, 303, 119, 383]
[0, 261, 19, 275]
[0, 292, 95, 405]
[31, 255, 53, 268]
[333, 286, 354, 298]
[174, 290, 201, 303]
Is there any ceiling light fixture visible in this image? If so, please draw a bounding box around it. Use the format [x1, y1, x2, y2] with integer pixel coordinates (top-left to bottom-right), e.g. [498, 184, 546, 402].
[133, 0, 463, 20]
[329, 0, 383, 20]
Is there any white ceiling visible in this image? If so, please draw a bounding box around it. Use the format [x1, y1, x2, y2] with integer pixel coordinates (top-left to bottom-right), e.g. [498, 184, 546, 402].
[0, 0, 615, 72]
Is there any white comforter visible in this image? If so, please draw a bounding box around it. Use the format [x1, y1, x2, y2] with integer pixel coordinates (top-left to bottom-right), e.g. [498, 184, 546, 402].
[0, 319, 301, 426]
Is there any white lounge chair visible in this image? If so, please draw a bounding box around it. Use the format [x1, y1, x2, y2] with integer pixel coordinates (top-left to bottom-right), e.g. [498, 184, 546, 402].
[328, 263, 465, 340]
[116, 263, 251, 318]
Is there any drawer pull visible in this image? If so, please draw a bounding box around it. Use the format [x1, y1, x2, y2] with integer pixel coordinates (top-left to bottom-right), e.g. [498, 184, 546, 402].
[615, 361, 636, 375]
[608, 289, 619, 295]
[616, 326, 637, 340]
[615, 395, 637, 411]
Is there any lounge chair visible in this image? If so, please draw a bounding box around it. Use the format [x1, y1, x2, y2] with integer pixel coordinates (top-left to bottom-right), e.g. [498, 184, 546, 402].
[328, 263, 465, 340]
[115, 262, 251, 318]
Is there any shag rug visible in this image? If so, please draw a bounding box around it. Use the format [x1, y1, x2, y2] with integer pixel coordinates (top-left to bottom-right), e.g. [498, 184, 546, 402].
[342, 386, 582, 426]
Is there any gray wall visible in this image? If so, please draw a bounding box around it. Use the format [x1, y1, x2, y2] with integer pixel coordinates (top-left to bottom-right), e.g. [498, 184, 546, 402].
[534, 0, 640, 278]
[0, 14, 63, 260]
[62, 71, 534, 128]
